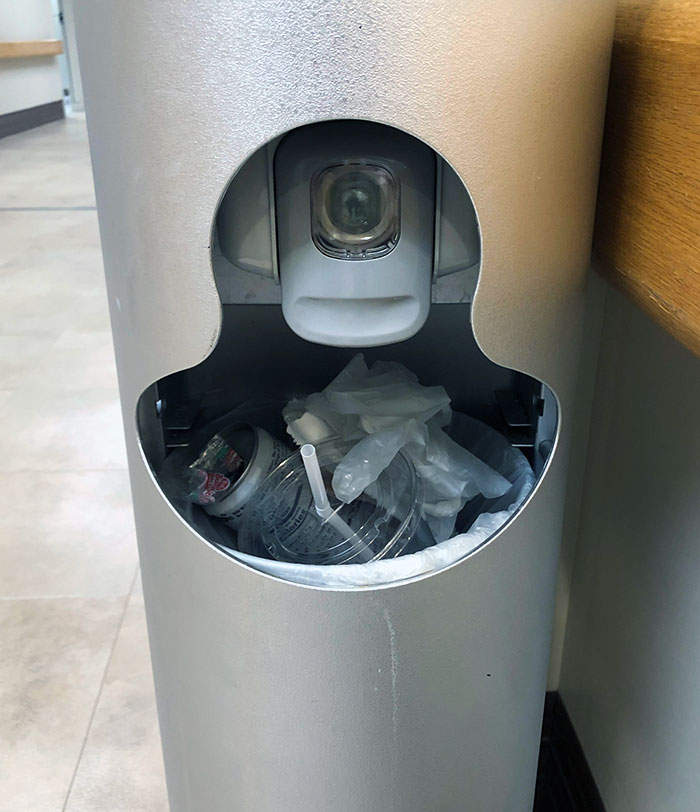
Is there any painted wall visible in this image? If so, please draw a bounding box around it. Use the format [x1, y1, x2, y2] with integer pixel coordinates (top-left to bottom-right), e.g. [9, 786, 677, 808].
[560, 286, 700, 812]
[0, 0, 63, 116]
[547, 272, 607, 689]
[57, 0, 83, 111]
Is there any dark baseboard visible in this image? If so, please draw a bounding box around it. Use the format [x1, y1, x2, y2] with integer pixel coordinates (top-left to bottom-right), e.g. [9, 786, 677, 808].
[534, 692, 606, 812]
[0, 100, 65, 140]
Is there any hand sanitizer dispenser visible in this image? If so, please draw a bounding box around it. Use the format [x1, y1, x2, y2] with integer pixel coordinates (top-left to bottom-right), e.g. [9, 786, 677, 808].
[275, 120, 434, 346]
[74, 2, 616, 811]
[215, 118, 481, 346]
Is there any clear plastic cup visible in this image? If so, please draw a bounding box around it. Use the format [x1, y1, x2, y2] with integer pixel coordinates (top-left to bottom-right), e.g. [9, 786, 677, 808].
[237, 440, 434, 565]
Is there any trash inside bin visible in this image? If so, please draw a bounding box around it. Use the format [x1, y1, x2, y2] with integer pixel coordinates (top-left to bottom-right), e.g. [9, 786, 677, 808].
[238, 440, 434, 565]
[159, 356, 535, 587]
[188, 423, 289, 529]
[284, 354, 512, 541]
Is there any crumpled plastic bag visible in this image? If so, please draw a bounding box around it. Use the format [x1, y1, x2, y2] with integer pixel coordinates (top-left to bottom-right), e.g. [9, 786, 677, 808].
[283, 354, 511, 540]
[285, 354, 451, 443]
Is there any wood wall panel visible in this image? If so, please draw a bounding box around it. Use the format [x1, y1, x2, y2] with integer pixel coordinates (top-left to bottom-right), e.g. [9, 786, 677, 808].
[594, 0, 700, 357]
[0, 40, 63, 59]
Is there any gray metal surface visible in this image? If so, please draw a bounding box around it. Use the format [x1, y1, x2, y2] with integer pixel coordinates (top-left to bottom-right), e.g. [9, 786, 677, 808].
[74, 1, 616, 810]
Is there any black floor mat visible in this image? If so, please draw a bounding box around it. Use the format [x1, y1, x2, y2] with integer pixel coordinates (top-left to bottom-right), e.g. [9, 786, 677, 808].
[533, 693, 606, 812]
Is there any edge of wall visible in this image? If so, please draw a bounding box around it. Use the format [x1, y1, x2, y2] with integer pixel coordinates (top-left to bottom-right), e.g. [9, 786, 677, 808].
[0, 99, 64, 140]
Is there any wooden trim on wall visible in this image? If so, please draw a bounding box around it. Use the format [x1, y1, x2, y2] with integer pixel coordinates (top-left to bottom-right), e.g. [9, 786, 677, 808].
[0, 40, 64, 60]
[594, 0, 700, 358]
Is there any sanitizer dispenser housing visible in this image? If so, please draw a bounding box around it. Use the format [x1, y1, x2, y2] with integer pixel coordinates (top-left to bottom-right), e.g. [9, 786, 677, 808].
[275, 120, 435, 347]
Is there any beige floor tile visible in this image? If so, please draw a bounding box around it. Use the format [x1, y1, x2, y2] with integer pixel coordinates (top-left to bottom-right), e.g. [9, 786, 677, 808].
[0, 116, 153, 812]
[0, 210, 102, 276]
[0, 596, 126, 812]
[64, 590, 169, 812]
[0, 210, 101, 271]
[0, 286, 112, 338]
[0, 209, 109, 339]
[0, 211, 109, 339]
[0, 161, 95, 209]
[0, 471, 136, 598]
[0, 117, 96, 208]
[0, 113, 89, 153]
[0, 388, 128, 472]
[0, 334, 58, 388]
[13, 330, 118, 391]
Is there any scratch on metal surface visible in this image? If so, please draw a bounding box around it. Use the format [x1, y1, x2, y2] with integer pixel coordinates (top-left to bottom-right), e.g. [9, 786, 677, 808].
[382, 605, 399, 780]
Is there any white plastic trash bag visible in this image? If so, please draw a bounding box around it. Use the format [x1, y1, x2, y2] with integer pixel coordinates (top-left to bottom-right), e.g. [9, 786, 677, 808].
[284, 354, 511, 540]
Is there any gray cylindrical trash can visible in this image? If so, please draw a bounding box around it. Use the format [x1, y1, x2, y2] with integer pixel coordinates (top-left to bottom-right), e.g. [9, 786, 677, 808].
[74, 2, 615, 810]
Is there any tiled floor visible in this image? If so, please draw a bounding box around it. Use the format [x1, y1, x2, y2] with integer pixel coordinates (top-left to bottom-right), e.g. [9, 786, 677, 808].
[0, 116, 168, 812]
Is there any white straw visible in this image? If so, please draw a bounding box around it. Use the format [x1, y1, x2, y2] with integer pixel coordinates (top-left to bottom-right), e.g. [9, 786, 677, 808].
[301, 444, 329, 512]
[300, 444, 357, 540]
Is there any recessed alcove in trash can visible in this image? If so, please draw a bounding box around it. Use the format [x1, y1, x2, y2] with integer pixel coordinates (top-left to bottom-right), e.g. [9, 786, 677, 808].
[75, 2, 616, 810]
[139, 120, 556, 587]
